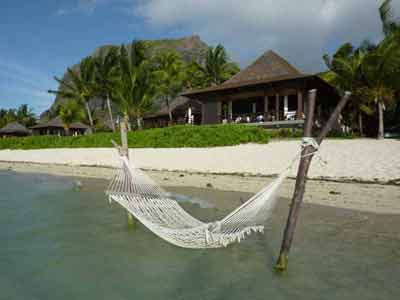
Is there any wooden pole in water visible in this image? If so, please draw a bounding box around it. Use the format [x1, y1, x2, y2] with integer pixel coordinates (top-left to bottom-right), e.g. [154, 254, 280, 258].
[120, 118, 129, 158]
[275, 90, 351, 272]
[119, 118, 135, 227]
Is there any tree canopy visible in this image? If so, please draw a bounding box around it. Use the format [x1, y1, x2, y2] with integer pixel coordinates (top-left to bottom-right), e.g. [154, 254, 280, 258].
[322, 0, 400, 138]
[0, 104, 36, 128]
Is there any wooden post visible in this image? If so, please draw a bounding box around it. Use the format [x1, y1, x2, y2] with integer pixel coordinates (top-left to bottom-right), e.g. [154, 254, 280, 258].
[120, 115, 129, 158]
[297, 90, 303, 119]
[316, 92, 352, 144]
[264, 96, 269, 117]
[275, 94, 280, 121]
[283, 95, 289, 119]
[228, 100, 233, 122]
[275, 91, 351, 272]
[119, 115, 135, 227]
[217, 101, 222, 123]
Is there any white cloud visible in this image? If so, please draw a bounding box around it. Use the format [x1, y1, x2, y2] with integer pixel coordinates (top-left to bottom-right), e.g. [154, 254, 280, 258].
[55, 0, 105, 16]
[133, 0, 396, 72]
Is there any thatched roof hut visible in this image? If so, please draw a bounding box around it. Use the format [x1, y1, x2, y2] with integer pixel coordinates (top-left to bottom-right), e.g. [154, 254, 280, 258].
[31, 116, 89, 136]
[144, 97, 202, 127]
[183, 50, 339, 126]
[0, 121, 30, 137]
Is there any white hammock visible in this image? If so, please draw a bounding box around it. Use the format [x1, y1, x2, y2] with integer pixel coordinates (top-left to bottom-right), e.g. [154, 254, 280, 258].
[105, 138, 319, 249]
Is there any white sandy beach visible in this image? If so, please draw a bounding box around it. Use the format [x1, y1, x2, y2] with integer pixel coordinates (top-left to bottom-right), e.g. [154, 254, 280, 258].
[0, 139, 399, 214]
[0, 139, 399, 182]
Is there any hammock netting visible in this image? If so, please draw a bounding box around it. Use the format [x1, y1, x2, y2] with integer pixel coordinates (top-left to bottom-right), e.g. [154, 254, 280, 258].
[106, 156, 289, 248]
[105, 138, 320, 249]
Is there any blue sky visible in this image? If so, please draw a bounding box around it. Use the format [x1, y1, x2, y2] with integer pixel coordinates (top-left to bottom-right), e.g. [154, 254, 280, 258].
[0, 0, 396, 115]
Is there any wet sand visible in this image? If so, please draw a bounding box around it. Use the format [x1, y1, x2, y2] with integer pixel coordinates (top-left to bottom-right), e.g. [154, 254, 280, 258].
[1, 161, 399, 215]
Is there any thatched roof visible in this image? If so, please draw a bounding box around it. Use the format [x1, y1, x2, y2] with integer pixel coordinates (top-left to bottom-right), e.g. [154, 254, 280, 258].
[145, 96, 202, 119]
[0, 121, 30, 135]
[182, 50, 313, 97]
[224, 50, 301, 85]
[31, 116, 89, 129]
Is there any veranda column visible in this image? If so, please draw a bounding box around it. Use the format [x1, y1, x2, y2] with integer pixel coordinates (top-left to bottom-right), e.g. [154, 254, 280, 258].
[201, 103, 206, 124]
[264, 96, 269, 120]
[187, 106, 192, 124]
[275, 94, 280, 121]
[228, 100, 233, 121]
[217, 101, 222, 123]
[297, 90, 303, 119]
[284, 95, 289, 119]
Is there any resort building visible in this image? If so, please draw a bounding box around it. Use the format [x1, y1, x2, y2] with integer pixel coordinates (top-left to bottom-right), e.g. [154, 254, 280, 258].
[144, 97, 202, 128]
[182, 50, 339, 128]
[31, 116, 89, 136]
[0, 121, 30, 137]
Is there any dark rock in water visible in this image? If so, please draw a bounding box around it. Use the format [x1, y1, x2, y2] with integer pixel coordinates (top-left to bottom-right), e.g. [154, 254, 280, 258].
[329, 191, 341, 195]
[74, 180, 83, 190]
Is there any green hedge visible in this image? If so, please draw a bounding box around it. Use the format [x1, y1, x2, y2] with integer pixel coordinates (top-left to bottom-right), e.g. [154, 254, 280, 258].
[0, 125, 271, 149]
[0, 125, 358, 150]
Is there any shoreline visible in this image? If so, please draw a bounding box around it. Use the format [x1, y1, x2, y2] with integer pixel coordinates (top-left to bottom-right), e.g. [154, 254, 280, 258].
[1, 160, 399, 215]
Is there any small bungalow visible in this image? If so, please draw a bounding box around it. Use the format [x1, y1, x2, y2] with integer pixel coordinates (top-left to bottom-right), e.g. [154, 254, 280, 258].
[143, 97, 202, 128]
[182, 50, 340, 128]
[31, 116, 89, 136]
[0, 121, 30, 137]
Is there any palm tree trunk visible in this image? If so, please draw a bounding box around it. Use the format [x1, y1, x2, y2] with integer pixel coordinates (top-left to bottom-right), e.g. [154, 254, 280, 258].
[64, 126, 70, 136]
[84, 101, 94, 131]
[377, 100, 384, 139]
[137, 116, 143, 130]
[358, 113, 363, 136]
[106, 95, 116, 132]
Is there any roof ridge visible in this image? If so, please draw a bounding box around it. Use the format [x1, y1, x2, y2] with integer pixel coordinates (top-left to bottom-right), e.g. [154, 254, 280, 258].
[223, 49, 301, 85]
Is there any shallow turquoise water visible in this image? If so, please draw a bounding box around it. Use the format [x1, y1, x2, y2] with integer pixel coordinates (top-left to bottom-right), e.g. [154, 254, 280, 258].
[0, 171, 399, 300]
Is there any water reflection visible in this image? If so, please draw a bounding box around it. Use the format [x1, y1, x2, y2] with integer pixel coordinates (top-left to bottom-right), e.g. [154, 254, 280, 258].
[0, 171, 399, 300]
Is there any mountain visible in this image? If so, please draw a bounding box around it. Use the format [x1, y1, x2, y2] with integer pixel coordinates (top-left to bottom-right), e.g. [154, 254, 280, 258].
[41, 35, 209, 123]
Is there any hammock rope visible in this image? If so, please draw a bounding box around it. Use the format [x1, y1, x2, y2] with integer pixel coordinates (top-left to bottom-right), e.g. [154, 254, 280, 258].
[105, 138, 321, 248]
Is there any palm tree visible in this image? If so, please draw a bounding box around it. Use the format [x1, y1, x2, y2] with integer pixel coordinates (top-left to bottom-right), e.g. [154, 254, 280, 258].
[362, 34, 400, 139]
[112, 41, 156, 131]
[0, 109, 17, 128]
[94, 47, 120, 132]
[16, 104, 36, 127]
[323, 0, 400, 138]
[153, 51, 186, 122]
[322, 43, 369, 134]
[49, 56, 97, 131]
[380, 0, 400, 37]
[58, 100, 85, 136]
[190, 44, 239, 87]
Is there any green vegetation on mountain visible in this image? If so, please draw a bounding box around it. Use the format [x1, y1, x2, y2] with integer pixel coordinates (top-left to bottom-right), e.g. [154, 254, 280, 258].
[47, 36, 240, 133]
[43, 36, 211, 123]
